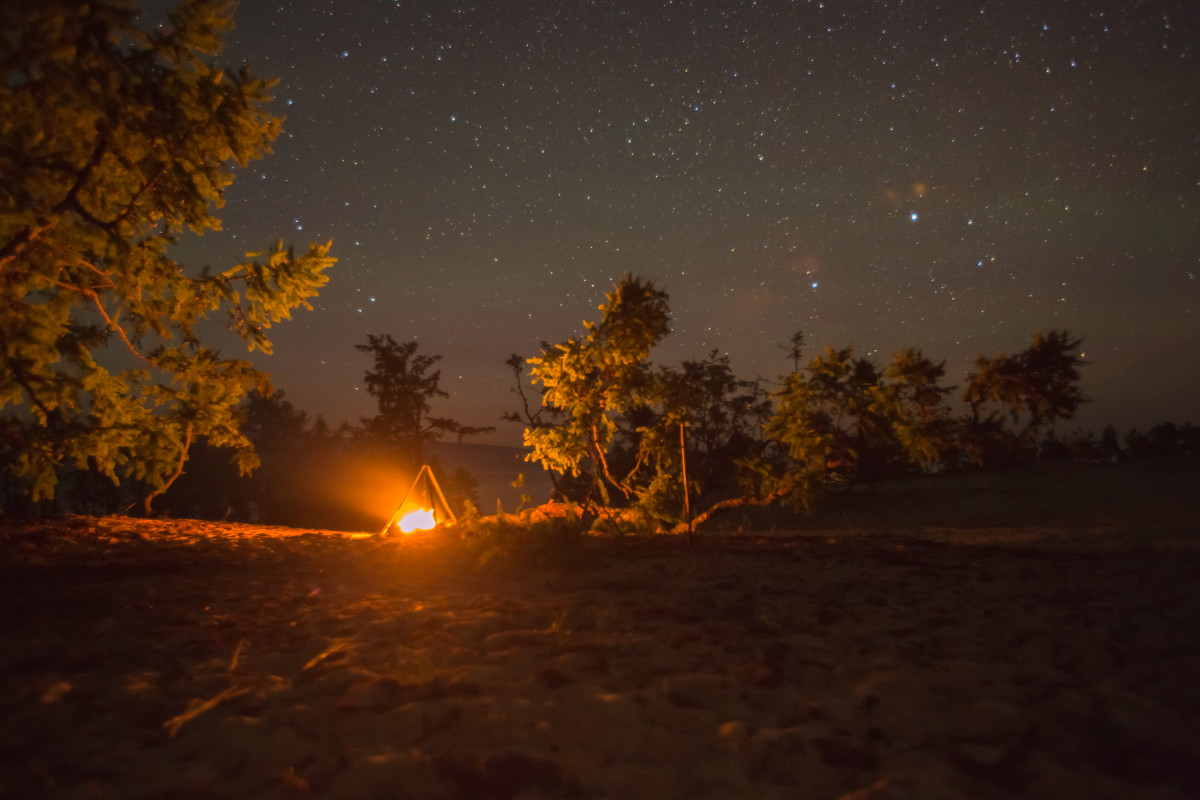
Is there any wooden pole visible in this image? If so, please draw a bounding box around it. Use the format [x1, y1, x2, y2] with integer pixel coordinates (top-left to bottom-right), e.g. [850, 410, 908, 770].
[381, 465, 427, 534]
[380, 464, 457, 533]
[426, 466, 458, 526]
[680, 423, 691, 539]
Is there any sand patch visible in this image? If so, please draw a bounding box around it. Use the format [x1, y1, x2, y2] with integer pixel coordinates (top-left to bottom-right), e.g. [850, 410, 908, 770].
[1, 509, 1199, 799]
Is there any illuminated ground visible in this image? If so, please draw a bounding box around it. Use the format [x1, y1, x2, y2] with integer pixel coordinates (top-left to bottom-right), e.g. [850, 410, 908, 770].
[2, 462, 1199, 799]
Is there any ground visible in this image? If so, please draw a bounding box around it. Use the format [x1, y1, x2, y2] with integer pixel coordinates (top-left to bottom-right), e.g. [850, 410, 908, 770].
[1, 460, 1199, 799]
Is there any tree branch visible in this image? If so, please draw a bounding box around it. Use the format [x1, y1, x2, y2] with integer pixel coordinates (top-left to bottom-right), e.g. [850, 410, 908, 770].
[668, 486, 792, 535]
[143, 423, 193, 514]
[1, 351, 55, 422]
[66, 282, 155, 365]
[592, 422, 632, 499]
[0, 218, 55, 271]
[0, 122, 110, 269]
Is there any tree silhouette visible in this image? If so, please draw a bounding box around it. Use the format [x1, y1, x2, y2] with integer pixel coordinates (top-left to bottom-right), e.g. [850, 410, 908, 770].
[963, 329, 1086, 445]
[671, 351, 763, 463]
[356, 334, 492, 468]
[0, 0, 334, 510]
[503, 346, 560, 430]
[872, 348, 957, 470]
[760, 344, 962, 511]
[781, 330, 806, 373]
[765, 346, 876, 509]
[238, 390, 313, 524]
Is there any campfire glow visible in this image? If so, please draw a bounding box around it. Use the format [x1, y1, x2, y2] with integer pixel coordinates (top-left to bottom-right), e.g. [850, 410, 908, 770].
[397, 508, 437, 533]
[382, 465, 457, 535]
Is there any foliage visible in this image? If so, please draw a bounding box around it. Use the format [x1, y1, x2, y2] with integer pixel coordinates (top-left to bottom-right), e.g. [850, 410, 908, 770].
[954, 413, 1022, 469]
[0, 0, 334, 508]
[1037, 429, 1073, 461]
[765, 345, 958, 511]
[963, 329, 1087, 443]
[456, 506, 594, 571]
[152, 389, 353, 526]
[237, 389, 313, 522]
[597, 350, 770, 526]
[520, 274, 670, 507]
[514, 278, 782, 530]
[1098, 424, 1122, 461]
[872, 347, 957, 469]
[1125, 422, 1200, 459]
[662, 350, 771, 481]
[766, 346, 871, 510]
[515, 279, 1086, 526]
[764, 331, 1084, 507]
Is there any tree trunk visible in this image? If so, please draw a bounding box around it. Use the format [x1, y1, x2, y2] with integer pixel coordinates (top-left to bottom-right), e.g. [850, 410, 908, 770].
[668, 487, 791, 535]
[143, 424, 193, 515]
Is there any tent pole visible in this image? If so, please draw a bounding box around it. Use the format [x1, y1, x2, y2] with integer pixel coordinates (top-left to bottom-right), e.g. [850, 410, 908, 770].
[380, 465, 430, 534]
[380, 464, 457, 532]
[426, 466, 458, 525]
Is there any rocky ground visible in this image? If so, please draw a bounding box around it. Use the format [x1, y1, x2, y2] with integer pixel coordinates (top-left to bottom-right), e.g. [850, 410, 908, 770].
[2, 462, 1199, 799]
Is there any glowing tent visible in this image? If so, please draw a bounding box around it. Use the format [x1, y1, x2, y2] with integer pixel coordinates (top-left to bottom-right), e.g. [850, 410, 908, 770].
[382, 464, 458, 534]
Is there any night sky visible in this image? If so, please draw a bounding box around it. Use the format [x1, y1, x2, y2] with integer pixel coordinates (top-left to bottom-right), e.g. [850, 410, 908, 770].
[158, 0, 1198, 444]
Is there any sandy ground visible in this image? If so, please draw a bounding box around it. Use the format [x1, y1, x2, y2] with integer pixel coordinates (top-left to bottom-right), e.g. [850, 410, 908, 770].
[2, 464, 1200, 799]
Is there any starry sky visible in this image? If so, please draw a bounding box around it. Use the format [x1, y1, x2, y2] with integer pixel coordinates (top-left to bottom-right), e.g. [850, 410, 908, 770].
[157, 0, 1198, 444]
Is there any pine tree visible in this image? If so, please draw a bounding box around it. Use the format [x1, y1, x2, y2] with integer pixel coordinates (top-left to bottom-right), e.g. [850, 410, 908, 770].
[356, 335, 494, 469]
[0, 0, 335, 509]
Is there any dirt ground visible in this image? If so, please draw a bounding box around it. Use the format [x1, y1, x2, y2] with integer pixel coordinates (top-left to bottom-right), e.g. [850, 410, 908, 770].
[2, 461, 1199, 799]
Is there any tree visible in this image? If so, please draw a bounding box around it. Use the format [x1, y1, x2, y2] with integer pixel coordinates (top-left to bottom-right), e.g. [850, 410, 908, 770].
[503, 346, 561, 432]
[963, 329, 1087, 445]
[765, 346, 874, 509]
[236, 389, 312, 524]
[781, 330, 806, 373]
[520, 274, 670, 506]
[871, 348, 957, 470]
[1098, 423, 1122, 461]
[676, 351, 758, 459]
[656, 350, 771, 490]
[0, 0, 334, 509]
[356, 334, 492, 467]
[762, 344, 960, 512]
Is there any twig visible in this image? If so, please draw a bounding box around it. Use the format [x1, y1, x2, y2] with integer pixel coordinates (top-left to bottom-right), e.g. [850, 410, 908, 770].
[162, 684, 249, 738]
[228, 639, 245, 673]
[303, 639, 354, 671]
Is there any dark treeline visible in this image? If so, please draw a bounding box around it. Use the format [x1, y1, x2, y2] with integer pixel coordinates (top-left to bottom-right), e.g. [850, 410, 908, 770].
[2, 334, 1197, 528]
[4, 390, 1194, 527]
[501, 276, 1199, 532]
[3, 276, 1198, 529]
[0, 336, 492, 530]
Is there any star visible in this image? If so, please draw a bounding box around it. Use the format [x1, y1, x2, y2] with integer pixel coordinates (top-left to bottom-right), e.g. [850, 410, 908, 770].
[147, 0, 1200, 440]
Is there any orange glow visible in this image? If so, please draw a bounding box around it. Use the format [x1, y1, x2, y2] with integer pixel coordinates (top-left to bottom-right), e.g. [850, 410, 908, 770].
[398, 508, 437, 533]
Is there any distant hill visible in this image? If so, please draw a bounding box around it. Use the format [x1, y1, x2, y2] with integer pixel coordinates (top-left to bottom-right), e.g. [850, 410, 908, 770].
[429, 441, 554, 512]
